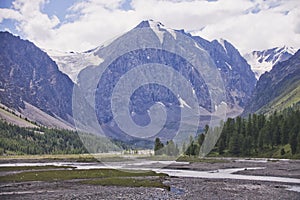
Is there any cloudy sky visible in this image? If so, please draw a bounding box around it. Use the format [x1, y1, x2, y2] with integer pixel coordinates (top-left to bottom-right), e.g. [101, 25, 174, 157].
[0, 0, 299, 54]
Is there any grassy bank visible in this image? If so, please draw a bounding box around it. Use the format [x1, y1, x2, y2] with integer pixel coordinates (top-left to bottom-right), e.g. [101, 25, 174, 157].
[176, 155, 230, 163]
[0, 167, 169, 189]
[0, 153, 134, 162]
[0, 165, 75, 171]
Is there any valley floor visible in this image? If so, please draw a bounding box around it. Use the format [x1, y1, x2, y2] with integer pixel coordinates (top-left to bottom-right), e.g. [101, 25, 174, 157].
[0, 157, 299, 200]
[1, 177, 300, 200]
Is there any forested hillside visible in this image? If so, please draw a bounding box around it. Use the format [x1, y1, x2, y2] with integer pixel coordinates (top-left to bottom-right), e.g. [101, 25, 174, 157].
[2, 103, 300, 158]
[0, 120, 125, 155]
[185, 103, 300, 158]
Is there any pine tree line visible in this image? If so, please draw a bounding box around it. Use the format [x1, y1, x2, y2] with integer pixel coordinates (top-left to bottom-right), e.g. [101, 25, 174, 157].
[154, 138, 180, 156]
[0, 120, 124, 155]
[185, 105, 300, 158]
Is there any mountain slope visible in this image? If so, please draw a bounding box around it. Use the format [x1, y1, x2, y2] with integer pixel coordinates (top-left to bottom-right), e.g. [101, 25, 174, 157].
[0, 32, 74, 127]
[192, 37, 256, 109]
[243, 49, 300, 115]
[71, 20, 256, 142]
[244, 46, 296, 79]
[0, 103, 38, 128]
[49, 20, 256, 112]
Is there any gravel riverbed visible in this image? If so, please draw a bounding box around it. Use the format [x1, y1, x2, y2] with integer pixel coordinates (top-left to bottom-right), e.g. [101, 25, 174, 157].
[0, 158, 299, 200]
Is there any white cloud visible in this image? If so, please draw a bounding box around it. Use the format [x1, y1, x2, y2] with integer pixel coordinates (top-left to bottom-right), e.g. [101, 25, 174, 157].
[1, 0, 300, 53]
[1, 0, 60, 47]
[0, 8, 22, 22]
[196, 0, 300, 53]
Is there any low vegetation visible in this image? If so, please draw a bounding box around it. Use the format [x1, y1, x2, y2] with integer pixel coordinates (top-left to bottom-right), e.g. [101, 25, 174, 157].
[176, 155, 229, 163]
[0, 167, 169, 189]
[0, 165, 74, 171]
[0, 168, 165, 182]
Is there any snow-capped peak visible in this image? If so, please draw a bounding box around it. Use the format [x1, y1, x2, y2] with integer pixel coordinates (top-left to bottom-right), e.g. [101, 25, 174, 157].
[136, 20, 177, 43]
[244, 46, 295, 79]
[148, 19, 164, 28]
[280, 46, 296, 55]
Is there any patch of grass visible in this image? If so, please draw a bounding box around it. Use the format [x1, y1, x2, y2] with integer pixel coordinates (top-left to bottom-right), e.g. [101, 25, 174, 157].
[0, 154, 91, 160]
[0, 106, 38, 128]
[59, 155, 99, 162]
[241, 144, 300, 159]
[271, 144, 292, 158]
[82, 177, 169, 190]
[260, 80, 300, 115]
[206, 150, 219, 157]
[94, 156, 133, 163]
[0, 165, 75, 172]
[176, 155, 229, 163]
[0, 153, 134, 163]
[0, 168, 167, 183]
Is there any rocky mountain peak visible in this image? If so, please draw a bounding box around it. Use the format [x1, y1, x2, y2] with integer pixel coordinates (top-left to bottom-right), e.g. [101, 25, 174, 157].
[244, 46, 296, 79]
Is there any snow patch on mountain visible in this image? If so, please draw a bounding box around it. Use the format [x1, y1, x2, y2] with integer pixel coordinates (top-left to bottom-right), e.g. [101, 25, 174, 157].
[225, 62, 232, 70]
[194, 42, 205, 51]
[147, 20, 177, 42]
[149, 21, 165, 43]
[244, 46, 296, 79]
[46, 49, 103, 83]
[217, 38, 227, 53]
[178, 97, 191, 109]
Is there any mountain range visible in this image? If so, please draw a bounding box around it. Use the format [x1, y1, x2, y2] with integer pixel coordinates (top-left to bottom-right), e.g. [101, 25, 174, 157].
[243, 49, 300, 115]
[56, 20, 257, 142]
[51, 20, 256, 112]
[244, 46, 296, 79]
[0, 20, 299, 143]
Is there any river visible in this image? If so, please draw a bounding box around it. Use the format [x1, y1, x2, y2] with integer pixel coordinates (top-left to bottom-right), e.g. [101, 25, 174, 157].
[1, 160, 300, 185]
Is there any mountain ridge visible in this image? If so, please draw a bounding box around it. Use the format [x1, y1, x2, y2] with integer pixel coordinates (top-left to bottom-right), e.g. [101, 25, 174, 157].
[0, 31, 74, 128]
[71, 20, 256, 142]
[244, 46, 296, 79]
[49, 20, 256, 110]
[0, 20, 298, 147]
[243, 49, 300, 115]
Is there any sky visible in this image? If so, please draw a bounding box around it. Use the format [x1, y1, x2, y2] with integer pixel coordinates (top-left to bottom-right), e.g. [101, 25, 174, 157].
[0, 0, 299, 54]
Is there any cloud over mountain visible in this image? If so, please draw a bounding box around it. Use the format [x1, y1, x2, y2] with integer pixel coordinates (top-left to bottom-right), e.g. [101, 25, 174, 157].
[0, 0, 299, 53]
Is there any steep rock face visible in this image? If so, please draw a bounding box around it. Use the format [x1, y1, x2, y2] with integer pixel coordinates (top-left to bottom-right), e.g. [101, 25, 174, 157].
[49, 20, 256, 111]
[193, 37, 256, 108]
[244, 46, 296, 79]
[243, 49, 300, 114]
[0, 32, 74, 124]
[74, 20, 214, 141]
[72, 20, 256, 142]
